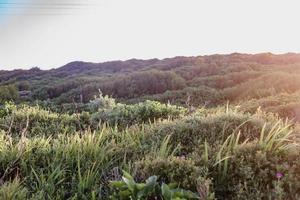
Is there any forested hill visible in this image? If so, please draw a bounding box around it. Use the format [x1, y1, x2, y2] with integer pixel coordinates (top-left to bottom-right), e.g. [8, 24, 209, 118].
[2, 52, 300, 119]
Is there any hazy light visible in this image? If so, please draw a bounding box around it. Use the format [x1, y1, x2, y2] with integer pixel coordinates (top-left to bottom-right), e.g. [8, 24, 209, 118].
[0, 0, 299, 70]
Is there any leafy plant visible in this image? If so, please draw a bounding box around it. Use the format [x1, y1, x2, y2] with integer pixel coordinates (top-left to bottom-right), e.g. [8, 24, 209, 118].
[110, 170, 158, 200]
[110, 171, 201, 200]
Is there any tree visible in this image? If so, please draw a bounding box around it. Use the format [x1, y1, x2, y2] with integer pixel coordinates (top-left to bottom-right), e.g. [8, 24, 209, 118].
[0, 84, 19, 104]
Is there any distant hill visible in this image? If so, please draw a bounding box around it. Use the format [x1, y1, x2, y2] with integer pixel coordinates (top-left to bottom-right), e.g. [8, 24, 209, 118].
[1, 52, 300, 120]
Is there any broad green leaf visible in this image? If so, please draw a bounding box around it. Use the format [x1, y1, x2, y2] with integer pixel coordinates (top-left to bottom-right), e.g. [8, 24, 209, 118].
[161, 183, 172, 200]
[122, 177, 136, 192]
[143, 175, 157, 195]
[136, 183, 146, 190]
[167, 183, 177, 189]
[122, 170, 134, 180]
[119, 190, 132, 198]
[110, 181, 126, 188]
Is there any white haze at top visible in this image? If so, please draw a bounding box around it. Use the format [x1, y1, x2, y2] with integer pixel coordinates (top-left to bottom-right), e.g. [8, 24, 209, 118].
[0, 0, 299, 70]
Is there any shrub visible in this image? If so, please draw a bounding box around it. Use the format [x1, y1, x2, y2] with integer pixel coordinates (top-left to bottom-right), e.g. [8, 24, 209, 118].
[134, 156, 205, 191]
[91, 100, 186, 127]
[88, 91, 116, 113]
[0, 104, 81, 137]
[147, 109, 269, 154]
[213, 143, 300, 199]
[0, 84, 19, 104]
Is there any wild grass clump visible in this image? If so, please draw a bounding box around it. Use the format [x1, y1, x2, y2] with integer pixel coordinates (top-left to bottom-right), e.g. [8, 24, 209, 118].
[191, 115, 299, 199]
[145, 107, 272, 155]
[213, 142, 300, 199]
[0, 178, 28, 200]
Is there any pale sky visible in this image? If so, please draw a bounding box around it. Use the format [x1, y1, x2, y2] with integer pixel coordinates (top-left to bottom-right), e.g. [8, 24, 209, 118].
[0, 0, 299, 70]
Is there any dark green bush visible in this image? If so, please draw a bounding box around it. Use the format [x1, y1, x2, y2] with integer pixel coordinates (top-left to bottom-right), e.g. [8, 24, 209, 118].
[135, 156, 205, 191]
[213, 144, 300, 199]
[0, 84, 19, 104]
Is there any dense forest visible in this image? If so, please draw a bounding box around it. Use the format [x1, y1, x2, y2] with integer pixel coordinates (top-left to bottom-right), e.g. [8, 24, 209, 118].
[2, 53, 300, 118]
[1, 53, 300, 199]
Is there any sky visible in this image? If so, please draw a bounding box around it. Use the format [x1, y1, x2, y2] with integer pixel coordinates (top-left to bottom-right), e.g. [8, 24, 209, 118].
[0, 0, 299, 70]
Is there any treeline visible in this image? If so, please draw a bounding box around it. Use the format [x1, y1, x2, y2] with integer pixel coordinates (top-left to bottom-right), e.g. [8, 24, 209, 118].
[44, 70, 185, 103]
[2, 53, 300, 119]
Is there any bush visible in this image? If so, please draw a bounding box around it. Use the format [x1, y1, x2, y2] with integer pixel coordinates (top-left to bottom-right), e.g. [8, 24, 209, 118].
[0, 84, 19, 104]
[134, 156, 206, 191]
[213, 143, 300, 199]
[147, 109, 269, 154]
[88, 91, 116, 113]
[91, 100, 186, 127]
[0, 104, 82, 137]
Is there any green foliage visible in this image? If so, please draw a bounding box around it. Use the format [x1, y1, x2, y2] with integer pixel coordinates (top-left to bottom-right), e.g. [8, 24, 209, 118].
[189, 71, 263, 90]
[91, 100, 186, 127]
[0, 84, 19, 104]
[127, 86, 224, 107]
[135, 156, 204, 191]
[3, 53, 300, 199]
[0, 105, 7, 118]
[213, 143, 300, 199]
[0, 178, 28, 200]
[2, 53, 300, 111]
[110, 171, 158, 200]
[88, 91, 116, 112]
[223, 72, 300, 102]
[147, 108, 269, 154]
[0, 104, 81, 137]
[16, 81, 30, 91]
[110, 171, 200, 200]
[29, 165, 66, 199]
[199, 119, 298, 199]
[0, 104, 299, 199]
[161, 183, 202, 200]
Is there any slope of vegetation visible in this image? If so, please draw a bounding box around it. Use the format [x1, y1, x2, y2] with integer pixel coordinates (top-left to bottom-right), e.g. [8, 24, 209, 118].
[2, 53, 300, 116]
[1, 53, 300, 199]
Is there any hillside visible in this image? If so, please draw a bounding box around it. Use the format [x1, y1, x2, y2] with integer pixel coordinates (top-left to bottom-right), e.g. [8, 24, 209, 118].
[2, 53, 300, 119]
[1, 53, 300, 199]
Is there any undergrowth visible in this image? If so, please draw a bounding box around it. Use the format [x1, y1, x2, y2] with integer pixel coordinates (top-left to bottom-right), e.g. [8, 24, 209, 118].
[0, 99, 299, 199]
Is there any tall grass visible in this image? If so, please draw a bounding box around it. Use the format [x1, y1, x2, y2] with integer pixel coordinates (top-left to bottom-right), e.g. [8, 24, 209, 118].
[0, 104, 300, 199]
